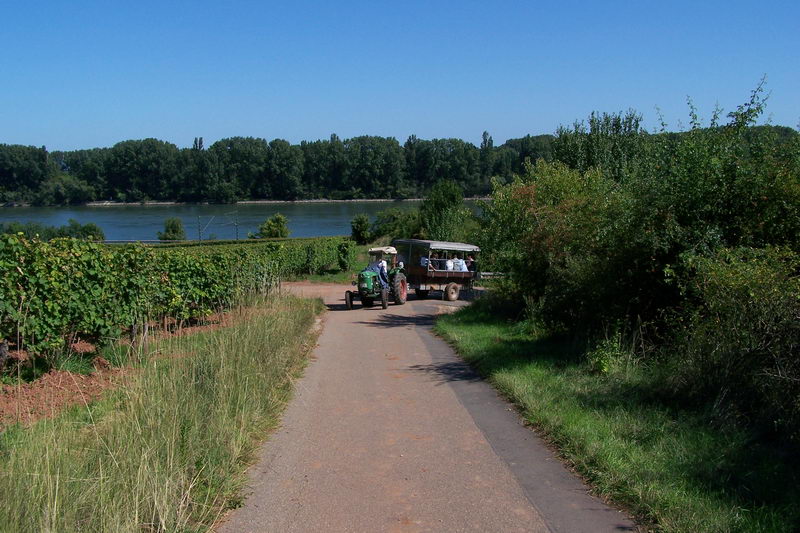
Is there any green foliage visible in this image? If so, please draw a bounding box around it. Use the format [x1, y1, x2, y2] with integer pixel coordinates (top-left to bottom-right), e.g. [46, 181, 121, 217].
[0, 219, 104, 241]
[0, 130, 554, 204]
[436, 301, 800, 533]
[419, 180, 474, 241]
[669, 247, 800, 440]
[369, 206, 422, 240]
[478, 86, 800, 442]
[251, 213, 290, 239]
[32, 174, 94, 206]
[157, 217, 186, 241]
[0, 235, 351, 360]
[350, 213, 371, 244]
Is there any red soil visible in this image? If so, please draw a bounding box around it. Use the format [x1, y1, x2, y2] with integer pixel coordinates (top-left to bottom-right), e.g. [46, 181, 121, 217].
[0, 367, 127, 429]
[0, 311, 235, 431]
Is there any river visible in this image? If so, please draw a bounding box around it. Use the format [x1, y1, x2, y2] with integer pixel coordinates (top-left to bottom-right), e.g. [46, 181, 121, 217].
[0, 201, 427, 241]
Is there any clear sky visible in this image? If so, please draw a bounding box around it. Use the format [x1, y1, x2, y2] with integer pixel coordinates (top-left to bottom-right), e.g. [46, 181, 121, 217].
[2, 1, 798, 151]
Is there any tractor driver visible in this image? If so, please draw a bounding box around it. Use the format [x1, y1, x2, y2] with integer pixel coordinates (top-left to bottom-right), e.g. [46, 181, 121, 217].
[368, 252, 390, 290]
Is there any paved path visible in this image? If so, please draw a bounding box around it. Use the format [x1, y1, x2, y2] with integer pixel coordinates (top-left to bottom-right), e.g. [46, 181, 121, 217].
[218, 283, 636, 533]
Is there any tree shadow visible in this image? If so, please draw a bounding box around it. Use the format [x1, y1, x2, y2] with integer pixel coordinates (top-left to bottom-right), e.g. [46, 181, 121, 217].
[405, 360, 483, 384]
[354, 313, 437, 328]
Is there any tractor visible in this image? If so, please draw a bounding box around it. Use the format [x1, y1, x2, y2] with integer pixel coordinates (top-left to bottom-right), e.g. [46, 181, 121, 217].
[345, 246, 408, 310]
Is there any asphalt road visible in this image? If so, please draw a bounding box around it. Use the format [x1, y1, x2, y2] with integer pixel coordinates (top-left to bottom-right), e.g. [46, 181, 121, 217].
[217, 283, 636, 533]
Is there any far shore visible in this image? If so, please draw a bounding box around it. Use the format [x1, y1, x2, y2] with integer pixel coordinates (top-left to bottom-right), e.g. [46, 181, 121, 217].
[3, 197, 488, 208]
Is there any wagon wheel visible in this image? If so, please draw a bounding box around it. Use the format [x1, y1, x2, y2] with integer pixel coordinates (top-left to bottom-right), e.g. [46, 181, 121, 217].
[443, 282, 460, 302]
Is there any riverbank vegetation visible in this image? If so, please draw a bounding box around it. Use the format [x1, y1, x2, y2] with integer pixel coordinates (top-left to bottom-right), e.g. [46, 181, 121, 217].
[0, 219, 105, 241]
[0, 132, 551, 205]
[0, 295, 323, 532]
[437, 85, 799, 531]
[157, 217, 187, 241]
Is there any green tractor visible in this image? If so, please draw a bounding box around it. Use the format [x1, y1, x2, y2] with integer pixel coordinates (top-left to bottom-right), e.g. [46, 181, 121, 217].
[345, 246, 408, 310]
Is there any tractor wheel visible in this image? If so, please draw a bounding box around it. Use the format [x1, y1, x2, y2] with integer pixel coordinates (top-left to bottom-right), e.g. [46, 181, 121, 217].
[362, 296, 374, 308]
[415, 289, 429, 299]
[381, 289, 389, 309]
[345, 291, 353, 310]
[393, 273, 408, 305]
[443, 282, 460, 302]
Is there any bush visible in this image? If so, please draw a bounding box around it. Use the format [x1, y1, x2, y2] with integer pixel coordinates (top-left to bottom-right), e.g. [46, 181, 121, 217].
[668, 247, 800, 440]
[251, 213, 290, 239]
[157, 217, 186, 241]
[477, 86, 800, 441]
[350, 213, 371, 244]
[0, 219, 104, 241]
[369, 207, 421, 240]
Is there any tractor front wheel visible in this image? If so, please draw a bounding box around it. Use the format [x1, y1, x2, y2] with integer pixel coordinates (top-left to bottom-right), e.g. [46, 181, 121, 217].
[393, 273, 408, 305]
[381, 289, 389, 309]
[345, 291, 353, 310]
[443, 282, 460, 302]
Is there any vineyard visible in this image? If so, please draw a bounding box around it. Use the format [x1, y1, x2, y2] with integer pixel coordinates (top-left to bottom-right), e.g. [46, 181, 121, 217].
[0, 235, 354, 359]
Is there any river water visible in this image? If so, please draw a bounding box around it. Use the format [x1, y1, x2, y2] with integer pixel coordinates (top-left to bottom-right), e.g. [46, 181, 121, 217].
[0, 201, 427, 241]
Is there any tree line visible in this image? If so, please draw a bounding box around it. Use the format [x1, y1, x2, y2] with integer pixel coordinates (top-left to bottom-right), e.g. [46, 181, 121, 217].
[0, 132, 553, 205]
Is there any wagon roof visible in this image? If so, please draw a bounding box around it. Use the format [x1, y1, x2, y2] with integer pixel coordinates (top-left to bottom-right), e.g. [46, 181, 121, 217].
[391, 239, 480, 252]
[368, 246, 398, 255]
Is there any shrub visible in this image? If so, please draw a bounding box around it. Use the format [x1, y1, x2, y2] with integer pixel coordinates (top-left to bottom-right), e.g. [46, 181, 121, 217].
[157, 217, 186, 241]
[369, 207, 421, 240]
[476, 86, 800, 441]
[668, 247, 800, 439]
[251, 213, 290, 239]
[350, 213, 371, 244]
[0, 219, 105, 241]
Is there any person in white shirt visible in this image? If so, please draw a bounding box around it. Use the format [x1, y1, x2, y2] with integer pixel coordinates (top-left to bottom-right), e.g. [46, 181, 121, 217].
[457, 254, 469, 272]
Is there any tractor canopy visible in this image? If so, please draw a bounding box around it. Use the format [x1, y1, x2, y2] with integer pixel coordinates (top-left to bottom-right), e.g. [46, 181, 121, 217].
[368, 246, 397, 257]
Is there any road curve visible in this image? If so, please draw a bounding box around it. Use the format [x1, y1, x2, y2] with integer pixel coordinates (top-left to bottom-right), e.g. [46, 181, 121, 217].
[217, 283, 636, 533]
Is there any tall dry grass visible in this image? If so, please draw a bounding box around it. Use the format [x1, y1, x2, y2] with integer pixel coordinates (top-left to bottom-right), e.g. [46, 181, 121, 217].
[0, 295, 322, 533]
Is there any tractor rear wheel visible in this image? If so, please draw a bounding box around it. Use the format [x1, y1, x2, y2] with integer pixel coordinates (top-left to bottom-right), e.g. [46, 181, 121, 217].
[381, 289, 389, 309]
[345, 291, 353, 310]
[393, 273, 408, 305]
[443, 282, 460, 301]
[415, 289, 429, 299]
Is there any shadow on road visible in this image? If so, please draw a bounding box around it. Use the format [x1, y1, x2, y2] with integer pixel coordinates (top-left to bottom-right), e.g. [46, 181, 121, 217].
[406, 361, 483, 384]
[354, 313, 437, 328]
[325, 302, 395, 312]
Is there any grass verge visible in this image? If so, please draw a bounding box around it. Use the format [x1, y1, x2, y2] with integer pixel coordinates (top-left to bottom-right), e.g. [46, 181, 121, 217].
[0, 295, 323, 533]
[434, 300, 799, 533]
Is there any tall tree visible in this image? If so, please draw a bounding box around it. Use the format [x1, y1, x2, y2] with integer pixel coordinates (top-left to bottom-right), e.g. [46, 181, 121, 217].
[267, 139, 304, 200]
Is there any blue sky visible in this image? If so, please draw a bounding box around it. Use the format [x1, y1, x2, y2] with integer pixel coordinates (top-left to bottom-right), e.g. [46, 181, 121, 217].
[2, 1, 798, 150]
